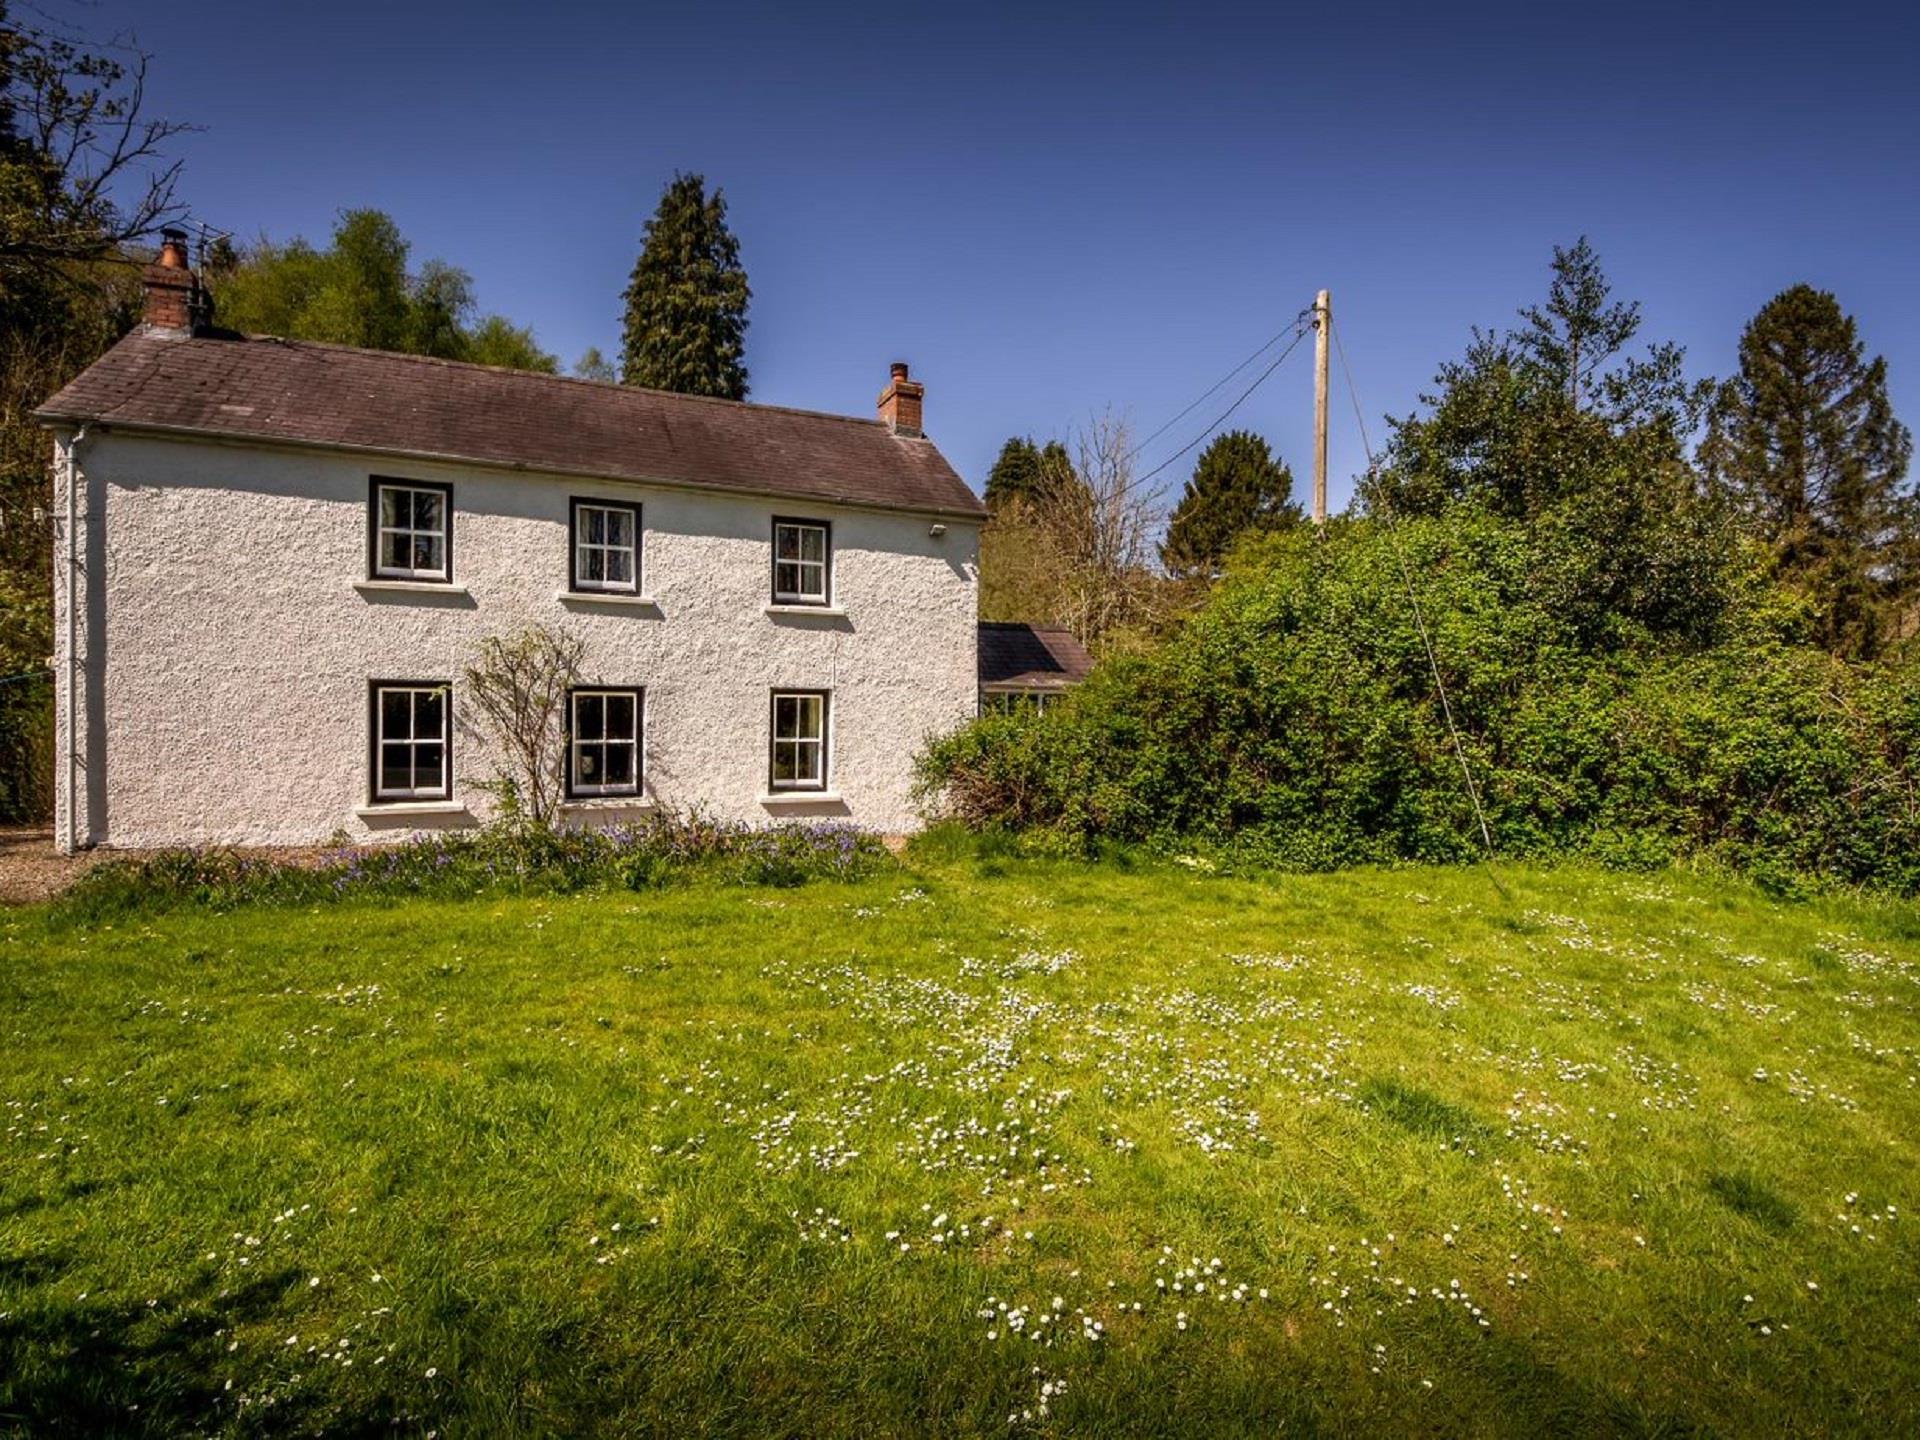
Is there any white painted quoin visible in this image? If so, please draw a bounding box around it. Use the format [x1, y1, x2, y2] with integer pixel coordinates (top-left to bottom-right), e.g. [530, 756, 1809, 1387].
[42, 242, 984, 851]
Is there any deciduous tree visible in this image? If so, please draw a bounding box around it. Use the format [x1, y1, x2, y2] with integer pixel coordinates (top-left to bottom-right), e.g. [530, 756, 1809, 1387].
[211, 209, 557, 371]
[461, 624, 585, 830]
[979, 415, 1167, 650]
[465, 315, 558, 373]
[572, 346, 616, 382]
[0, 5, 189, 297]
[1371, 239, 1728, 649]
[0, 4, 182, 819]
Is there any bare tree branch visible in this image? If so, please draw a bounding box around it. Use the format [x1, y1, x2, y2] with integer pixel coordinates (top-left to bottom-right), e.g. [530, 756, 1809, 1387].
[461, 625, 585, 830]
[1, 15, 195, 284]
[985, 412, 1171, 651]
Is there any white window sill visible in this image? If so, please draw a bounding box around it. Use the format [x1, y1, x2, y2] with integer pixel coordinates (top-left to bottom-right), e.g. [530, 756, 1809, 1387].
[560, 796, 655, 811]
[557, 590, 660, 611]
[354, 801, 470, 818]
[758, 790, 844, 805]
[765, 602, 846, 617]
[356, 579, 469, 596]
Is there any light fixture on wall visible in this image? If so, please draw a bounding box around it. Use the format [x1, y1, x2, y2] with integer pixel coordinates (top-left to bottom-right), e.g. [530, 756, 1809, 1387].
[928, 522, 947, 537]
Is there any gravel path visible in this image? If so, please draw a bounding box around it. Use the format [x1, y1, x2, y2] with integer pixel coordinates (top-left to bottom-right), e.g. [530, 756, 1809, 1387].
[0, 828, 110, 905]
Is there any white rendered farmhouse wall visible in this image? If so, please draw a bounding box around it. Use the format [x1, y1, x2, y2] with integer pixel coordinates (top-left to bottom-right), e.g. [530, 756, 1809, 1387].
[45, 238, 984, 851]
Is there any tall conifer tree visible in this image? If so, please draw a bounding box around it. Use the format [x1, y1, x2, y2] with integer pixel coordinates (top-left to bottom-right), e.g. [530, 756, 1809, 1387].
[1705, 284, 1914, 657]
[985, 437, 1041, 510]
[1160, 430, 1300, 579]
[620, 173, 750, 400]
[985, 436, 1075, 510]
[1515, 236, 1640, 410]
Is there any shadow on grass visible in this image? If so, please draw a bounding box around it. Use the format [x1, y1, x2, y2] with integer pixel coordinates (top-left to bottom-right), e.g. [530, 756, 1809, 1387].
[1357, 1076, 1489, 1142]
[1705, 1171, 1796, 1233]
[0, 1247, 70, 1289]
[1476, 1330, 1713, 1439]
[0, 1268, 394, 1437]
[0, 1177, 105, 1224]
[1059, 1316, 1712, 1438]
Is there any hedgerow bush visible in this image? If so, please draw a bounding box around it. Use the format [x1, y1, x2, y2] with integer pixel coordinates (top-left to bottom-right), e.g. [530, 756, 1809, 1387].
[53, 808, 891, 922]
[917, 514, 1920, 894]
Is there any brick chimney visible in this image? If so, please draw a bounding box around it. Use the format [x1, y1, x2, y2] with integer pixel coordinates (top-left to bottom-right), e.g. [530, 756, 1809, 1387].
[877, 361, 924, 438]
[143, 228, 200, 333]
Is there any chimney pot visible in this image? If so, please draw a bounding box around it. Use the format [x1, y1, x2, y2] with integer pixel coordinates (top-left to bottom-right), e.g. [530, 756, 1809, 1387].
[878, 360, 925, 438]
[143, 229, 201, 333]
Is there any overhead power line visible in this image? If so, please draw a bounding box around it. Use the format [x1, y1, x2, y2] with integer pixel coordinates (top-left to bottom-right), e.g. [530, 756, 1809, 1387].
[1126, 314, 1311, 465]
[1127, 317, 1315, 498]
[1330, 315, 1376, 466]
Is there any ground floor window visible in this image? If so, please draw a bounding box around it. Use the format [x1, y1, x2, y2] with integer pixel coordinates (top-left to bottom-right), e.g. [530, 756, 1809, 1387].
[568, 688, 643, 797]
[770, 689, 828, 790]
[370, 682, 451, 801]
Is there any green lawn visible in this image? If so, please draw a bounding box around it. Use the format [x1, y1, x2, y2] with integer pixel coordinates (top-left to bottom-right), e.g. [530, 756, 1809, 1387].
[2, 855, 1917, 1436]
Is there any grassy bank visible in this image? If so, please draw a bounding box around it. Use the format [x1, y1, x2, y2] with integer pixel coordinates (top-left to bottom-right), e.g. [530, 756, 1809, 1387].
[2, 855, 1916, 1435]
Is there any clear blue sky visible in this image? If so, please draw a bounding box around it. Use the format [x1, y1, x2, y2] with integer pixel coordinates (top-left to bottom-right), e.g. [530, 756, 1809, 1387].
[80, 0, 1920, 510]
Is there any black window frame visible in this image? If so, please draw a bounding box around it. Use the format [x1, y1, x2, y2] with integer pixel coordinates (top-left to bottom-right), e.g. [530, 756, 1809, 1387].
[768, 688, 830, 792]
[564, 686, 645, 800]
[568, 496, 643, 595]
[368, 476, 455, 584]
[367, 680, 453, 804]
[770, 516, 832, 606]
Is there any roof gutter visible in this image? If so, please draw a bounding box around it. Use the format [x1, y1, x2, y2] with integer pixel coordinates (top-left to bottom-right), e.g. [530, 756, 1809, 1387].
[31, 413, 991, 524]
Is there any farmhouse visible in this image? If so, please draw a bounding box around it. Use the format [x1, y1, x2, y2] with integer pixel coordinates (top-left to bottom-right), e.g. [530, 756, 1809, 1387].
[37, 236, 986, 852]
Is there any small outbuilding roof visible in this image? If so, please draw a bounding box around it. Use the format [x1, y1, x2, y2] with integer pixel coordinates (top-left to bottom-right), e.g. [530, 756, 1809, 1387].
[36, 330, 987, 519]
[978, 622, 1095, 692]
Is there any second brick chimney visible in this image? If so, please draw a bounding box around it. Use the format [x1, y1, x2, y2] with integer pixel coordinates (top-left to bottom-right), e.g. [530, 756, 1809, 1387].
[877, 361, 924, 438]
[143, 228, 200, 334]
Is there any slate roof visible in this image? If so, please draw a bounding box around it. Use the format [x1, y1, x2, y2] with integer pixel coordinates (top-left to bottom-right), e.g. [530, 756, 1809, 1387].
[36, 330, 986, 518]
[978, 622, 1094, 691]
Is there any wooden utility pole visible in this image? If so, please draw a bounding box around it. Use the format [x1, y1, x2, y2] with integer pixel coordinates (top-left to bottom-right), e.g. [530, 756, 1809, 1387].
[1312, 288, 1330, 525]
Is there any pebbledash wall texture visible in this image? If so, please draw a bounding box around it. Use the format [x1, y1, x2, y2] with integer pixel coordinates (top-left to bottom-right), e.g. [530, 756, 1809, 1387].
[43, 238, 986, 851]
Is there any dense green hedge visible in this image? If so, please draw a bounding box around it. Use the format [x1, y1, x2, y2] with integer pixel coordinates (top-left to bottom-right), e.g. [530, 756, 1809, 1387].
[918, 514, 1920, 894]
[0, 670, 52, 823]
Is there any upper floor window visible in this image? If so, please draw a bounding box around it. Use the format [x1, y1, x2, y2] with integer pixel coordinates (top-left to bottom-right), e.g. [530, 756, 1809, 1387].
[568, 687, 643, 798]
[771, 518, 831, 605]
[370, 681, 451, 801]
[769, 689, 829, 791]
[370, 478, 453, 582]
[571, 498, 641, 594]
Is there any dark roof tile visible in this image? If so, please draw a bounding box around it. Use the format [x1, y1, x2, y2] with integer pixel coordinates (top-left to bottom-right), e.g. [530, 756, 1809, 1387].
[978, 622, 1094, 689]
[37, 331, 986, 518]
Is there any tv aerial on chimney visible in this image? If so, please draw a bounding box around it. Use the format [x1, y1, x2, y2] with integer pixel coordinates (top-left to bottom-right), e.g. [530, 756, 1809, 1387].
[178, 215, 234, 271]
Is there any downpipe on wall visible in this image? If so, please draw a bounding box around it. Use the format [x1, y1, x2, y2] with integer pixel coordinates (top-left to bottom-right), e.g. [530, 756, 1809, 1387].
[64, 423, 91, 853]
